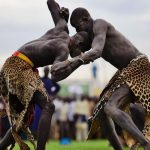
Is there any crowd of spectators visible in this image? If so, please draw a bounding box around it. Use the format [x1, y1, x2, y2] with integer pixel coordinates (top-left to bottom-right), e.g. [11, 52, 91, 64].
[0, 66, 100, 142]
[0, 93, 100, 141]
[51, 95, 99, 141]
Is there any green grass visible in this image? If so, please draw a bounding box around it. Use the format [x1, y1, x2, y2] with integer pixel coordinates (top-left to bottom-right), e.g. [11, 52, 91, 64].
[13, 140, 144, 150]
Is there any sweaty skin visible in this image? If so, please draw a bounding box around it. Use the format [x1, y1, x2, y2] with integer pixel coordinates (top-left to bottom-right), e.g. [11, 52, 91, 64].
[0, 0, 72, 150]
[18, 0, 70, 68]
[51, 19, 142, 81]
[80, 19, 142, 69]
[51, 8, 150, 150]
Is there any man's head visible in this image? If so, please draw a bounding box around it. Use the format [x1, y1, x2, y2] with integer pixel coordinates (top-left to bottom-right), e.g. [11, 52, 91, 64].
[70, 7, 92, 32]
[69, 31, 91, 57]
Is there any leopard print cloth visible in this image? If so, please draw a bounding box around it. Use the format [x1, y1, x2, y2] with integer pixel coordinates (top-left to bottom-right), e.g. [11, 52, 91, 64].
[88, 70, 125, 139]
[90, 55, 150, 122]
[120, 55, 150, 114]
[0, 56, 48, 149]
[88, 55, 150, 146]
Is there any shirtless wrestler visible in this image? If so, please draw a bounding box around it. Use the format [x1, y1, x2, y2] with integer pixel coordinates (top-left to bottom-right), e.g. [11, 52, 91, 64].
[0, 1, 84, 150]
[51, 7, 150, 150]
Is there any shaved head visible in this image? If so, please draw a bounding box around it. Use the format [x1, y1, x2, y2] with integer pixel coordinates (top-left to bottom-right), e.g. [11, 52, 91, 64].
[70, 7, 91, 27]
[70, 31, 91, 57]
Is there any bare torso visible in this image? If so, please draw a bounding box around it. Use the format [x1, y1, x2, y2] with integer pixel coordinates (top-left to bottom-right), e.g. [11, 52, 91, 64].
[94, 19, 142, 69]
[17, 0, 71, 68]
[50, 17, 143, 82]
[18, 25, 70, 68]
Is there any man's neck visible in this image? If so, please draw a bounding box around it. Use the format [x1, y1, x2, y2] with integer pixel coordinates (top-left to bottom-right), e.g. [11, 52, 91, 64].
[87, 19, 94, 40]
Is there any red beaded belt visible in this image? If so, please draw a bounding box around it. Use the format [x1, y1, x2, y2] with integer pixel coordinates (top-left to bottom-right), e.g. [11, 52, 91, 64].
[12, 51, 34, 67]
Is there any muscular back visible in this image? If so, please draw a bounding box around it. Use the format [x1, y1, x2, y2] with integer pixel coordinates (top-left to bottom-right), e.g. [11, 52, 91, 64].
[94, 19, 142, 69]
[18, 0, 70, 68]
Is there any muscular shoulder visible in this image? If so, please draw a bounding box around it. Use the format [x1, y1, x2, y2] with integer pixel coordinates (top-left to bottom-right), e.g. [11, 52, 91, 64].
[93, 19, 112, 34]
[55, 19, 69, 33]
[54, 44, 69, 63]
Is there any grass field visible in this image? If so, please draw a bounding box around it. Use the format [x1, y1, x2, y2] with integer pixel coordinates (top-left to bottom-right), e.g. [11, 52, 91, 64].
[13, 140, 144, 150]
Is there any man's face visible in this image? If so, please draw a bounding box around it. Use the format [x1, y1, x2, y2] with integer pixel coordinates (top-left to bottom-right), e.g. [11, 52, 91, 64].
[75, 17, 89, 32]
[69, 36, 82, 57]
[70, 33, 90, 57]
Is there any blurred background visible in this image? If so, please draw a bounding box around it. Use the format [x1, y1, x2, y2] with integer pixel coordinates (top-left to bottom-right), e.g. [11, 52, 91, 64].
[0, 0, 150, 82]
[0, 0, 150, 148]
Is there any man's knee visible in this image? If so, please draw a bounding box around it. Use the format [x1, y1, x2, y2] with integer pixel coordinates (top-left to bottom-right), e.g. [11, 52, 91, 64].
[104, 103, 116, 116]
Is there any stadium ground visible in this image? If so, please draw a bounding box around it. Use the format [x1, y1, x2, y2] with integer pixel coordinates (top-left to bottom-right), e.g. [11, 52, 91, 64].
[13, 140, 143, 150]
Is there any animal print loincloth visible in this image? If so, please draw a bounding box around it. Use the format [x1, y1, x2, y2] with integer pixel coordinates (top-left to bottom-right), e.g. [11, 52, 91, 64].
[88, 70, 125, 139]
[120, 55, 150, 114]
[88, 55, 150, 145]
[0, 55, 48, 149]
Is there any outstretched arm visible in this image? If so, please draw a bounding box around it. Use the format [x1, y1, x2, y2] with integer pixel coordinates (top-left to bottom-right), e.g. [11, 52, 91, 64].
[47, 0, 61, 25]
[51, 20, 108, 81]
[79, 20, 107, 64]
[51, 56, 84, 82]
[47, 0, 69, 25]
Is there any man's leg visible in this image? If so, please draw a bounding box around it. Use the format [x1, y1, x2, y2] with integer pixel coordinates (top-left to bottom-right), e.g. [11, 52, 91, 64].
[0, 93, 24, 150]
[98, 110, 123, 150]
[32, 91, 55, 150]
[104, 84, 150, 150]
[122, 103, 145, 148]
[0, 128, 15, 150]
[130, 103, 145, 131]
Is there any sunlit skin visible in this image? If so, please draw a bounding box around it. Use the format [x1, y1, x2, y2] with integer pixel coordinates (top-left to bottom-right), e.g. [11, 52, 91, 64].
[51, 7, 150, 150]
[19, 3, 70, 67]
[0, 1, 83, 150]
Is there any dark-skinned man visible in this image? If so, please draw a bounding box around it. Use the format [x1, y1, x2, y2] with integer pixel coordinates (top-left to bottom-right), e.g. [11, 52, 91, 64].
[51, 7, 150, 150]
[0, 1, 85, 150]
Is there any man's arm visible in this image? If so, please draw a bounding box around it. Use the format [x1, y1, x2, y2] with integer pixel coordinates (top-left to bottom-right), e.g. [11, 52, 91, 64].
[80, 20, 108, 64]
[51, 56, 84, 82]
[51, 20, 108, 81]
[47, 0, 62, 26]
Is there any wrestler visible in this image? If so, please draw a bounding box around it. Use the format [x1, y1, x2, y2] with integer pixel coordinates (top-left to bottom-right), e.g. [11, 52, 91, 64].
[51, 7, 150, 150]
[0, 1, 84, 150]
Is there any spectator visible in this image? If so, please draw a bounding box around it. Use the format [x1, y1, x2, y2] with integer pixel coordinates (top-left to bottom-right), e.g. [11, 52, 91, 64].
[42, 66, 60, 95]
[75, 95, 89, 141]
[0, 97, 10, 139]
[68, 97, 76, 140]
[52, 96, 63, 139]
[59, 97, 70, 144]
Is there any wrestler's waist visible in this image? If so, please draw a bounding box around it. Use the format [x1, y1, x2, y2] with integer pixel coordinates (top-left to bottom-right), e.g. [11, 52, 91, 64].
[12, 51, 34, 67]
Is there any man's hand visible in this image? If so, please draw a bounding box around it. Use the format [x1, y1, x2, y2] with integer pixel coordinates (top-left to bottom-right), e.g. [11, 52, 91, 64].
[51, 60, 72, 82]
[59, 7, 69, 22]
[51, 57, 84, 82]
